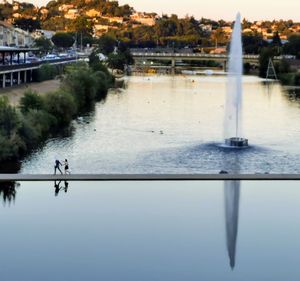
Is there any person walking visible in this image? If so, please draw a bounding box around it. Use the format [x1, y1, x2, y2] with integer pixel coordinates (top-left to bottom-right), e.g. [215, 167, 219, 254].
[54, 159, 63, 175]
[64, 159, 70, 174]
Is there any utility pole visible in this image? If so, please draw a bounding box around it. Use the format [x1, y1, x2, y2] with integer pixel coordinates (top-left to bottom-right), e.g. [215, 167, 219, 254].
[75, 32, 78, 61]
[266, 58, 278, 81]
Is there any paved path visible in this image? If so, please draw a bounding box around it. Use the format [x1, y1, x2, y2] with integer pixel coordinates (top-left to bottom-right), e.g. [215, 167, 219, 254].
[0, 174, 298, 181]
[0, 79, 61, 106]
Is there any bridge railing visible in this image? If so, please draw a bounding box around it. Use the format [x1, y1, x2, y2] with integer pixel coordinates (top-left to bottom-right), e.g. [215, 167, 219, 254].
[132, 52, 261, 59]
[132, 52, 297, 61]
[0, 57, 78, 72]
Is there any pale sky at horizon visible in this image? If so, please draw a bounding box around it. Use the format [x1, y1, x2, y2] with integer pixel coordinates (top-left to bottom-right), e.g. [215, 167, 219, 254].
[28, 0, 300, 21]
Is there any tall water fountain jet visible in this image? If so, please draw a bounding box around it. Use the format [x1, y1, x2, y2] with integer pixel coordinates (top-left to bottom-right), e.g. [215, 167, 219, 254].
[224, 13, 248, 147]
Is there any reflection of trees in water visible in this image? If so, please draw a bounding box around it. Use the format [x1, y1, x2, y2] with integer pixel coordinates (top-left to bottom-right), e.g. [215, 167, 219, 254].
[0, 181, 19, 205]
[284, 88, 300, 102]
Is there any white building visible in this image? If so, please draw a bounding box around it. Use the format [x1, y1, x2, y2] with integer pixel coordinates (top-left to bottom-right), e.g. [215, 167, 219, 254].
[32, 29, 55, 40]
[0, 21, 33, 47]
[130, 12, 156, 26]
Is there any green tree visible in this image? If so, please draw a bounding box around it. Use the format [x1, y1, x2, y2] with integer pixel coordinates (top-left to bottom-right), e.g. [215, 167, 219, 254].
[34, 37, 53, 55]
[0, 3, 13, 20]
[69, 16, 93, 35]
[52, 32, 75, 49]
[0, 97, 19, 137]
[107, 52, 127, 70]
[211, 28, 227, 47]
[62, 64, 98, 109]
[95, 35, 117, 55]
[283, 34, 300, 58]
[242, 34, 268, 54]
[44, 90, 76, 125]
[20, 90, 44, 114]
[14, 18, 41, 32]
[271, 32, 282, 48]
[259, 47, 276, 77]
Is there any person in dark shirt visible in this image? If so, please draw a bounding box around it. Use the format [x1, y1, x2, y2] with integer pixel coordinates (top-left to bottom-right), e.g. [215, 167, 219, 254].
[54, 159, 63, 175]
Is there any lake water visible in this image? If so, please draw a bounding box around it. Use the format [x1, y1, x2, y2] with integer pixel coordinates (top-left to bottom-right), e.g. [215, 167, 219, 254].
[6, 76, 300, 280]
[1, 180, 300, 281]
[20, 75, 300, 174]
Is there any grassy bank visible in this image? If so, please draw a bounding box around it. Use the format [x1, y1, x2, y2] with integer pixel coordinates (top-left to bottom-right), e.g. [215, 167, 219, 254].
[0, 61, 114, 163]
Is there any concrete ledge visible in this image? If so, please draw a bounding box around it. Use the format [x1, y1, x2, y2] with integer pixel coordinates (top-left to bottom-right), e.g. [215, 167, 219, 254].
[0, 174, 299, 181]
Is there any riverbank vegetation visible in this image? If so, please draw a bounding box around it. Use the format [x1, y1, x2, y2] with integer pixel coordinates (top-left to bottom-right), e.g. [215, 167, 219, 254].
[258, 37, 300, 86]
[0, 62, 114, 162]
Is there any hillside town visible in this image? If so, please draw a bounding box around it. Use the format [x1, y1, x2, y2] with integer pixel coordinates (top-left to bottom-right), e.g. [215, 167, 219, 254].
[0, 0, 300, 50]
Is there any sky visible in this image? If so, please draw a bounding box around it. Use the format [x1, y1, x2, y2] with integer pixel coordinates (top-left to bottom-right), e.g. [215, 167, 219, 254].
[28, 0, 300, 21]
[117, 0, 300, 21]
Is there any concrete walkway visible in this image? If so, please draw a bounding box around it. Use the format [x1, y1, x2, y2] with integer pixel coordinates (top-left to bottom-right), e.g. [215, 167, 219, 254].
[0, 174, 298, 181]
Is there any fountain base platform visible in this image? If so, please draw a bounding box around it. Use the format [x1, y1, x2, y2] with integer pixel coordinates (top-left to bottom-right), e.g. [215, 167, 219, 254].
[225, 137, 248, 147]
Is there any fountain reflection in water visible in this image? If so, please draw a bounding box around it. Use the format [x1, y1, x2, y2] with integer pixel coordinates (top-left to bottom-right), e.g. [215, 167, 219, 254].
[224, 12, 248, 147]
[224, 180, 240, 269]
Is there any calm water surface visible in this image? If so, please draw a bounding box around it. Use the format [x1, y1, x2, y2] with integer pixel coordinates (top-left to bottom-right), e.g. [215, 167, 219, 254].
[20, 75, 300, 173]
[1, 180, 300, 280]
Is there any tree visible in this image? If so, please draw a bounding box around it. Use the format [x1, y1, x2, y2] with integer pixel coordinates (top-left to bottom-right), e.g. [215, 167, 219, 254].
[271, 32, 282, 47]
[69, 16, 93, 35]
[0, 97, 19, 137]
[0, 3, 13, 20]
[95, 35, 117, 55]
[242, 34, 268, 54]
[211, 28, 227, 47]
[52, 32, 75, 49]
[44, 90, 76, 126]
[259, 47, 277, 77]
[20, 90, 44, 114]
[34, 37, 53, 55]
[107, 52, 132, 70]
[283, 34, 300, 58]
[14, 18, 41, 32]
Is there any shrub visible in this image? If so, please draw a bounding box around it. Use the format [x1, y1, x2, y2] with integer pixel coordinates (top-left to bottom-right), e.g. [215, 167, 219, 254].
[0, 132, 25, 161]
[33, 64, 58, 82]
[93, 71, 109, 99]
[62, 65, 98, 109]
[293, 73, 300, 86]
[18, 117, 41, 148]
[277, 59, 291, 74]
[278, 73, 294, 85]
[90, 61, 115, 86]
[0, 97, 19, 137]
[43, 90, 77, 125]
[20, 90, 44, 114]
[19, 109, 57, 148]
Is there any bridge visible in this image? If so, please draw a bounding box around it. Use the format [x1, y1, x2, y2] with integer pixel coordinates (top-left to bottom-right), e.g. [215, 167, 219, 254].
[0, 57, 79, 89]
[131, 51, 283, 71]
